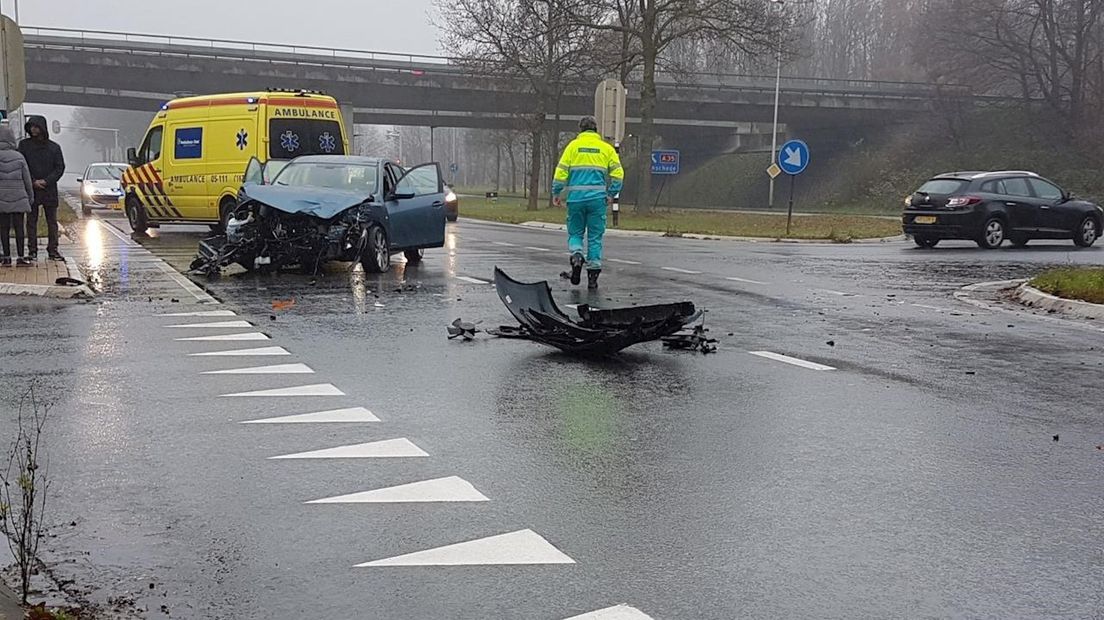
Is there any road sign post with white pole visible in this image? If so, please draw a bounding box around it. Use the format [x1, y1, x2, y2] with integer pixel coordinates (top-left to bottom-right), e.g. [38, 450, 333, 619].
[0, 15, 26, 124]
[777, 139, 809, 236]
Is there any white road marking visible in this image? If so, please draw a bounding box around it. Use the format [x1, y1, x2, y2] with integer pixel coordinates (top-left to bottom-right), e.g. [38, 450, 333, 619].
[456, 276, 490, 284]
[725, 276, 766, 285]
[911, 303, 950, 312]
[176, 332, 270, 342]
[661, 267, 702, 275]
[564, 303, 580, 310]
[189, 346, 291, 357]
[814, 289, 851, 297]
[167, 320, 254, 329]
[749, 351, 836, 371]
[220, 383, 345, 397]
[607, 258, 642, 265]
[306, 476, 488, 504]
[564, 605, 655, 620]
[241, 407, 380, 424]
[524, 246, 551, 252]
[159, 310, 237, 317]
[492, 241, 517, 247]
[202, 363, 314, 375]
[356, 529, 575, 567]
[270, 438, 428, 460]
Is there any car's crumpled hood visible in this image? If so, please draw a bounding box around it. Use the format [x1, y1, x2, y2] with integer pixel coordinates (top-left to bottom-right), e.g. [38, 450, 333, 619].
[241, 183, 370, 219]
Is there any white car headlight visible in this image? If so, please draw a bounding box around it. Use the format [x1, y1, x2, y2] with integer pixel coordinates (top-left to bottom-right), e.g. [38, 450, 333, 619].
[445, 190, 457, 202]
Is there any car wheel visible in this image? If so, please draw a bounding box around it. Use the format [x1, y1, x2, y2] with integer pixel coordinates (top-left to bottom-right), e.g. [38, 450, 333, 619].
[1073, 216, 1099, 247]
[913, 236, 940, 248]
[361, 226, 391, 273]
[81, 201, 92, 217]
[403, 248, 424, 263]
[1009, 234, 1029, 248]
[125, 196, 148, 235]
[446, 213, 458, 223]
[977, 217, 1005, 249]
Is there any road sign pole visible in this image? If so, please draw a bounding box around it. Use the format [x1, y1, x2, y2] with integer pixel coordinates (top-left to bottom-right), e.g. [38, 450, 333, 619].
[786, 174, 795, 236]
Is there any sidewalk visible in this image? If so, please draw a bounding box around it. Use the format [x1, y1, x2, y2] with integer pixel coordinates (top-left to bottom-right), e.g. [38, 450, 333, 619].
[0, 237, 93, 299]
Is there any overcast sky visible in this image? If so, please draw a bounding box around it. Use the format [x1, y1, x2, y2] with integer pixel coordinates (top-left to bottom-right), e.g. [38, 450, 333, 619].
[12, 0, 441, 56]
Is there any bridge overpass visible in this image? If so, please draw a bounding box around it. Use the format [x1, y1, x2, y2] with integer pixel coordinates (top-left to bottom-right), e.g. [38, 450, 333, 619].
[22, 27, 956, 136]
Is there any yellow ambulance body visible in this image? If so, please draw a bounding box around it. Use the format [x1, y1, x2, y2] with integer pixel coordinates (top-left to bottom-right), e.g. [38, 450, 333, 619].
[121, 90, 349, 231]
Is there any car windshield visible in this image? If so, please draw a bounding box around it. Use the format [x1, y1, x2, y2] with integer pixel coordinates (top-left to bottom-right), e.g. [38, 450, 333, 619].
[86, 165, 126, 181]
[916, 179, 967, 195]
[272, 161, 378, 194]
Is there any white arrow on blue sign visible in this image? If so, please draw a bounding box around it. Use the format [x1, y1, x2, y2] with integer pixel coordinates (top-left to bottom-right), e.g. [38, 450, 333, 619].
[650, 149, 680, 175]
[777, 139, 809, 176]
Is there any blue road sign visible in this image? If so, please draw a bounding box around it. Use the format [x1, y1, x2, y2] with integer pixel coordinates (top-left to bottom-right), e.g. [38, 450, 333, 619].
[650, 149, 680, 175]
[778, 139, 809, 175]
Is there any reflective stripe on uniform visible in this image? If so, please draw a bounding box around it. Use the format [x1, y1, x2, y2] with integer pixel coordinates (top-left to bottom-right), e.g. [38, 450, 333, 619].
[565, 185, 608, 192]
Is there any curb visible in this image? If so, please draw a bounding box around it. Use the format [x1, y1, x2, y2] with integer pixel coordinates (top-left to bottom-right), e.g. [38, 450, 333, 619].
[514, 221, 905, 244]
[0, 257, 95, 299]
[1015, 283, 1104, 320]
[0, 580, 21, 620]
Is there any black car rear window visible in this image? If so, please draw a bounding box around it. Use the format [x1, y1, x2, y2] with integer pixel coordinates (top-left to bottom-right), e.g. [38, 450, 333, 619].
[268, 119, 346, 159]
[917, 179, 967, 195]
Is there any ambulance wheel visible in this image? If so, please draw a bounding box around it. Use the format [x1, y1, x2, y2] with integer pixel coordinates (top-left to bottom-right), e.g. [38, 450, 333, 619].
[125, 196, 148, 235]
[214, 197, 236, 233]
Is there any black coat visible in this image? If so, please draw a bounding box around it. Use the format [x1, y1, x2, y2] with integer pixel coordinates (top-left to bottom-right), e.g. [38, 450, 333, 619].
[18, 116, 65, 207]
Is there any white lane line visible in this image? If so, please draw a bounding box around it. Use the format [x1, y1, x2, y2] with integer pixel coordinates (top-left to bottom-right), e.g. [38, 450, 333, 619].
[98, 219, 218, 304]
[270, 438, 428, 460]
[564, 303, 580, 310]
[814, 288, 851, 297]
[189, 346, 290, 357]
[202, 363, 314, 375]
[220, 383, 344, 397]
[306, 476, 488, 504]
[726, 276, 766, 285]
[749, 351, 836, 371]
[355, 529, 575, 567]
[492, 241, 517, 247]
[607, 258, 642, 265]
[524, 246, 551, 252]
[167, 320, 253, 329]
[455, 276, 490, 284]
[564, 605, 655, 620]
[241, 407, 380, 424]
[159, 310, 237, 317]
[661, 267, 702, 275]
[176, 332, 269, 342]
[912, 303, 950, 312]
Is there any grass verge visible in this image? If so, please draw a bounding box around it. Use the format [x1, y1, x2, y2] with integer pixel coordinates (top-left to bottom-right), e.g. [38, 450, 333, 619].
[32, 202, 78, 238]
[1030, 267, 1104, 304]
[461, 198, 902, 241]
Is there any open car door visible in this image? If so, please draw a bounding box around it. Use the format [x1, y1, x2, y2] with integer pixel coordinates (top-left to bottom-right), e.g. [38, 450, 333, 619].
[387, 163, 447, 249]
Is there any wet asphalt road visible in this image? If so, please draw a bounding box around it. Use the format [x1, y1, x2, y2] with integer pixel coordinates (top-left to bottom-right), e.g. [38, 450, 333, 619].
[1, 205, 1102, 619]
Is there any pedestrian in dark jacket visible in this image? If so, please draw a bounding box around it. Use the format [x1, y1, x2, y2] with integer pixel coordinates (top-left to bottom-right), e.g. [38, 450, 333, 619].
[19, 116, 65, 261]
[0, 126, 33, 266]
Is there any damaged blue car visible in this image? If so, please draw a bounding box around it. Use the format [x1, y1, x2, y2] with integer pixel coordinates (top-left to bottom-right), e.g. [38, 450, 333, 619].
[190, 155, 447, 275]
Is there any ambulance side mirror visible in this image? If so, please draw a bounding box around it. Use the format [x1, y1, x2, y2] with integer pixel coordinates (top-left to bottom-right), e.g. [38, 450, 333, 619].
[127, 147, 139, 167]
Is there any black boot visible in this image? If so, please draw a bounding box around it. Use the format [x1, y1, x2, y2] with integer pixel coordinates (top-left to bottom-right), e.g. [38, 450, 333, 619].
[569, 252, 584, 285]
[587, 269, 601, 289]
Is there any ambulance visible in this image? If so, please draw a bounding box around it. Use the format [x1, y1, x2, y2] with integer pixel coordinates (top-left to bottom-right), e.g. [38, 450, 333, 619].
[121, 89, 349, 234]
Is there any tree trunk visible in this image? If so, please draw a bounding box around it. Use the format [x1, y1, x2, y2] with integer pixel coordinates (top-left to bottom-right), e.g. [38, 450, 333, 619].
[527, 126, 543, 211]
[507, 141, 517, 193]
[635, 30, 658, 214]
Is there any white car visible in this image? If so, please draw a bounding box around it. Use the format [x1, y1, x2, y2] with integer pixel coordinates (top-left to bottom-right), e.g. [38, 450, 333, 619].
[78, 163, 128, 215]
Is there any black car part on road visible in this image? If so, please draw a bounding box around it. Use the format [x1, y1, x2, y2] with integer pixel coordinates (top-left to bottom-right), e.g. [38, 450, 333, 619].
[492, 267, 702, 356]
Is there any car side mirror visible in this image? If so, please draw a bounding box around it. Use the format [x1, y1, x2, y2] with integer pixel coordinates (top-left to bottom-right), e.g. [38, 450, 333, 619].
[1062, 190, 1072, 202]
[76, 178, 83, 183]
[127, 147, 139, 167]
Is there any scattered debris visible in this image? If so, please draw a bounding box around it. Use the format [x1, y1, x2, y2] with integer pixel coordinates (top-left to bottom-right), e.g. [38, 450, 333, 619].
[394, 282, 422, 293]
[447, 318, 481, 341]
[272, 298, 296, 311]
[1053, 434, 1060, 442]
[662, 324, 718, 354]
[826, 340, 836, 347]
[54, 276, 85, 287]
[492, 268, 701, 356]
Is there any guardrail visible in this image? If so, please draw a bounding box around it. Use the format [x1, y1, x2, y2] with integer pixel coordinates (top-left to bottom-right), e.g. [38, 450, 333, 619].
[22, 25, 962, 99]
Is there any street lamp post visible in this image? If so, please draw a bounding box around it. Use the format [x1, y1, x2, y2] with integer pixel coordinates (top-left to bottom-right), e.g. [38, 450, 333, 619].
[767, 0, 784, 209]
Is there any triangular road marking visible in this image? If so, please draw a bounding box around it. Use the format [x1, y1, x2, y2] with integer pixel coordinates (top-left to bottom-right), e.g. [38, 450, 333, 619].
[241, 407, 380, 424]
[189, 346, 290, 357]
[270, 438, 427, 459]
[158, 310, 237, 317]
[167, 320, 254, 328]
[307, 476, 488, 504]
[202, 363, 314, 375]
[176, 332, 269, 342]
[355, 529, 574, 567]
[564, 605, 654, 620]
[220, 383, 344, 397]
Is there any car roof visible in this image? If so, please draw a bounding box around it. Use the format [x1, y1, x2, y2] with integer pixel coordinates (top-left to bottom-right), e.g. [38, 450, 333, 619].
[286, 155, 383, 165]
[933, 170, 1041, 180]
[86, 162, 128, 168]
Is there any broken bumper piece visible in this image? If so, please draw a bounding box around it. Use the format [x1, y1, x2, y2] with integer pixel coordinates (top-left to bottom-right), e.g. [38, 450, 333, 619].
[492, 267, 701, 356]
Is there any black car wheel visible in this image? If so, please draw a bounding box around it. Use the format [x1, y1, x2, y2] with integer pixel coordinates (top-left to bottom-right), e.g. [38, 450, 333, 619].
[361, 225, 391, 273]
[404, 248, 424, 263]
[81, 202, 92, 217]
[446, 213, 458, 223]
[1073, 216, 1099, 247]
[914, 236, 940, 248]
[125, 196, 148, 235]
[977, 217, 1005, 249]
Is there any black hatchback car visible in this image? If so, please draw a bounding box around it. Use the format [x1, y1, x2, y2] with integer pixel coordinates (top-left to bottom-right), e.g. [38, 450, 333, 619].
[902, 171, 1104, 249]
